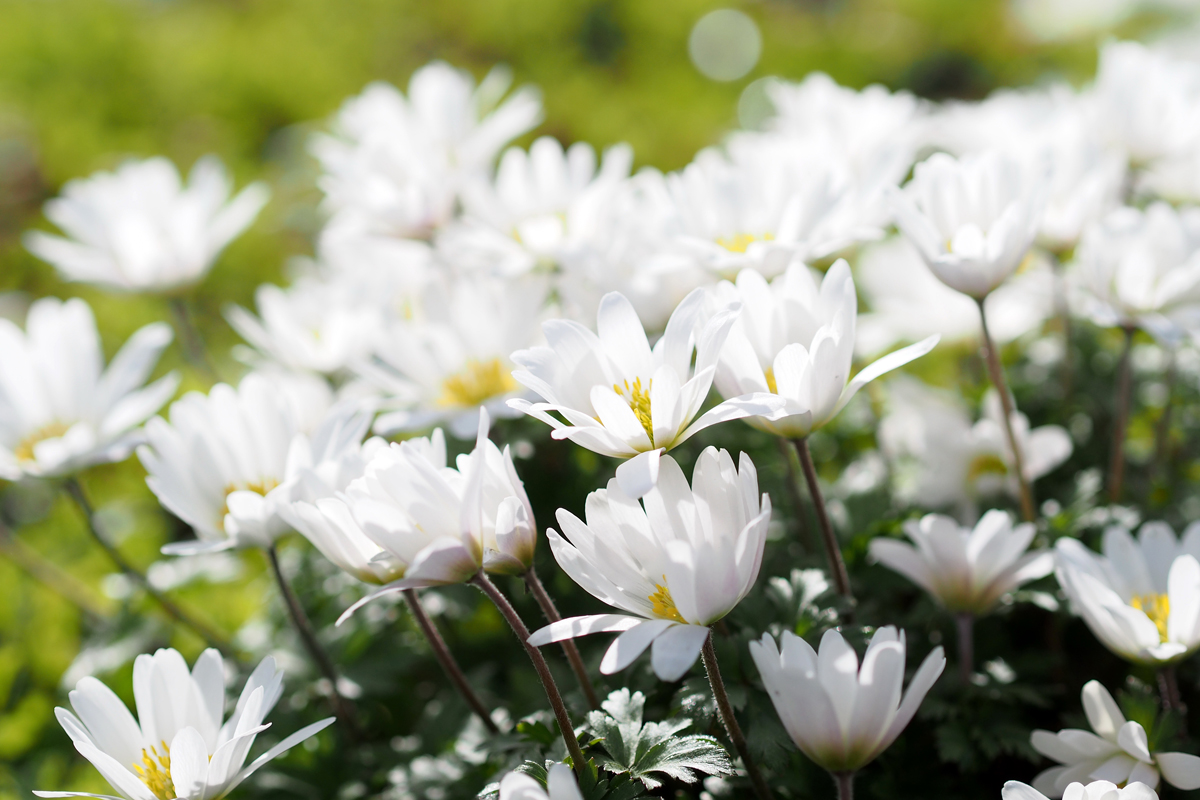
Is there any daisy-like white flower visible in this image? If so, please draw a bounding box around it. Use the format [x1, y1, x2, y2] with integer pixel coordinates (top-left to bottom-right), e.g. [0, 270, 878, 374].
[509, 287, 781, 497]
[870, 510, 1053, 615]
[1055, 522, 1200, 665]
[0, 297, 178, 481]
[25, 156, 268, 293]
[1030, 680, 1200, 797]
[527, 448, 770, 682]
[37, 647, 332, 800]
[1002, 780, 1158, 800]
[749, 628, 944, 778]
[711, 260, 938, 440]
[889, 151, 1046, 299]
[498, 764, 582, 800]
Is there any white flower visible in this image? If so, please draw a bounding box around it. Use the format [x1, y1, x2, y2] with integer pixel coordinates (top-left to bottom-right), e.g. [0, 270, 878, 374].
[1055, 521, 1200, 665]
[336, 408, 536, 619]
[509, 287, 780, 498]
[527, 449, 769, 682]
[37, 647, 333, 800]
[25, 156, 268, 293]
[363, 274, 548, 439]
[1030, 680, 1200, 797]
[749, 627, 945, 773]
[870, 510, 1053, 615]
[711, 260, 938, 440]
[1002, 780, 1158, 800]
[0, 297, 178, 480]
[499, 764, 582, 800]
[138, 372, 337, 553]
[1070, 203, 1200, 346]
[890, 151, 1046, 299]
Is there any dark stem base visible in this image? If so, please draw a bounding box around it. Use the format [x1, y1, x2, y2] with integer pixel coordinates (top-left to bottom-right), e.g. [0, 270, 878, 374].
[1108, 326, 1136, 504]
[833, 771, 855, 800]
[700, 634, 774, 800]
[956, 613, 974, 687]
[792, 438, 853, 601]
[525, 569, 601, 709]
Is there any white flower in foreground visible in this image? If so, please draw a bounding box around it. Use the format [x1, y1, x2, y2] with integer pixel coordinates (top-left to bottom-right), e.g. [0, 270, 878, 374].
[749, 627, 945, 774]
[25, 156, 268, 293]
[336, 408, 536, 620]
[37, 647, 332, 800]
[890, 151, 1045, 299]
[1055, 522, 1200, 665]
[498, 764, 582, 800]
[1071, 203, 1200, 346]
[870, 510, 1053, 615]
[509, 287, 780, 497]
[1002, 780, 1158, 800]
[0, 297, 178, 480]
[1030, 680, 1200, 797]
[527, 449, 769, 682]
[712, 260, 938, 440]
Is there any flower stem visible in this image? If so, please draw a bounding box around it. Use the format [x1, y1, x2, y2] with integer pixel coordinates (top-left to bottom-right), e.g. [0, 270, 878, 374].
[701, 634, 774, 800]
[833, 771, 855, 800]
[401, 589, 499, 733]
[470, 572, 586, 776]
[775, 437, 813, 549]
[168, 296, 219, 381]
[1153, 351, 1177, 487]
[975, 298, 1035, 522]
[1108, 326, 1136, 504]
[523, 568, 601, 709]
[956, 613, 974, 686]
[792, 438, 853, 601]
[266, 544, 358, 740]
[63, 477, 236, 657]
[1158, 666, 1186, 718]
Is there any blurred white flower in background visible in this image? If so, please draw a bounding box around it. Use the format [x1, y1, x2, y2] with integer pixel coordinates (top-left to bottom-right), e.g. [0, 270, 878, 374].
[25, 155, 268, 293]
[687, 8, 761, 82]
[0, 297, 178, 480]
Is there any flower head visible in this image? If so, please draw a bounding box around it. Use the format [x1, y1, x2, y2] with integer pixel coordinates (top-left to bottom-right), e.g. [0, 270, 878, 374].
[0, 297, 178, 480]
[499, 764, 582, 800]
[527, 448, 769, 682]
[1002, 780, 1158, 800]
[25, 156, 267, 293]
[37, 647, 332, 800]
[749, 627, 945, 774]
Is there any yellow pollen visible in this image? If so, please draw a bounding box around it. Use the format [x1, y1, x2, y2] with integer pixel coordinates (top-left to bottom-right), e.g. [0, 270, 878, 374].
[966, 453, 1009, 483]
[648, 578, 686, 623]
[763, 367, 778, 394]
[716, 232, 773, 253]
[14, 422, 71, 462]
[438, 358, 517, 408]
[1131, 593, 1171, 642]
[218, 478, 280, 530]
[133, 742, 174, 800]
[614, 378, 654, 445]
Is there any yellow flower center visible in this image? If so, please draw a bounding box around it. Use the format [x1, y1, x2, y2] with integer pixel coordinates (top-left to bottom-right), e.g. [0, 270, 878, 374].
[133, 742, 174, 800]
[218, 479, 280, 530]
[614, 378, 654, 445]
[648, 578, 686, 623]
[13, 422, 71, 462]
[763, 366, 778, 394]
[438, 358, 517, 408]
[1131, 593, 1171, 643]
[716, 232, 774, 253]
[967, 453, 1009, 483]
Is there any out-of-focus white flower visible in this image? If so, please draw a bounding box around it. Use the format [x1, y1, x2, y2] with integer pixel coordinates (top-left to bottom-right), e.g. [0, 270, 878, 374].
[25, 156, 268, 293]
[312, 62, 541, 239]
[38, 647, 332, 800]
[0, 297, 178, 480]
[528, 449, 769, 682]
[1070, 203, 1200, 346]
[498, 764, 582, 800]
[711, 260, 938, 439]
[337, 408, 536, 619]
[870, 510, 1053, 614]
[879, 379, 1072, 517]
[890, 151, 1046, 299]
[1002, 780, 1158, 800]
[361, 274, 548, 439]
[1030, 680, 1200, 797]
[509, 288, 780, 498]
[1055, 522, 1200, 665]
[138, 372, 338, 553]
[1010, 0, 1142, 42]
[854, 237, 1055, 357]
[749, 627, 945, 773]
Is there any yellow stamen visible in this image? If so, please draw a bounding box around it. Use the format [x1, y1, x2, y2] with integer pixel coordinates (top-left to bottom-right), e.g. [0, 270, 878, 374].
[648, 578, 686, 623]
[613, 378, 654, 445]
[133, 741, 174, 800]
[218, 478, 280, 530]
[716, 232, 774, 253]
[14, 422, 71, 462]
[1131, 593, 1171, 642]
[763, 366, 778, 394]
[966, 453, 1009, 483]
[438, 358, 517, 408]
